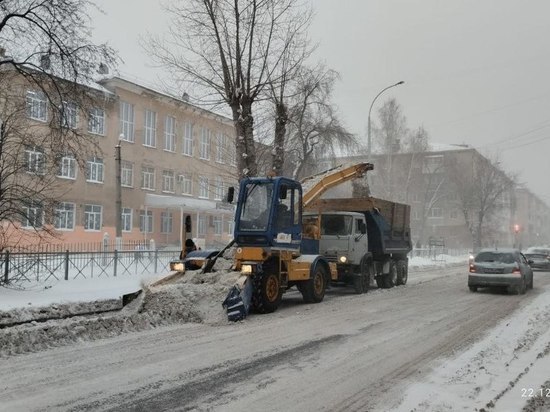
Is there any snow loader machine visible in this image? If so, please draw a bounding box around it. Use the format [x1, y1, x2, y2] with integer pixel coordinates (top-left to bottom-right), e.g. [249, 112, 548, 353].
[225, 162, 374, 316]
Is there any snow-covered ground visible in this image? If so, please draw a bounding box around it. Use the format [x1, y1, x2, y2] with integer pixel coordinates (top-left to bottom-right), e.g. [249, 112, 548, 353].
[0, 254, 466, 311]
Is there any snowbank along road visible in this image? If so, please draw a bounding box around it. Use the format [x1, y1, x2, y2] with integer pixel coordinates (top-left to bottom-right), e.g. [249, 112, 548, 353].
[1, 264, 550, 411]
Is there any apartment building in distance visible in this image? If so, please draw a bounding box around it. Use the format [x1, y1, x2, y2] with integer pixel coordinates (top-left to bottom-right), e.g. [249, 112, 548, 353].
[316, 145, 550, 250]
[3, 69, 238, 250]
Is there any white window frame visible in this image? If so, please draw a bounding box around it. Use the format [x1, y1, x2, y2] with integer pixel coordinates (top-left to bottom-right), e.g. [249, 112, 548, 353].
[25, 146, 45, 175]
[161, 211, 173, 234]
[58, 154, 77, 179]
[162, 170, 175, 193]
[87, 157, 104, 183]
[119, 101, 135, 142]
[198, 215, 207, 236]
[213, 216, 222, 235]
[214, 177, 223, 201]
[144, 109, 157, 147]
[183, 122, 193, 156]
[139, 210, 153, 233]
[88, 107, 105, 135]
[26, 90, 47, 122]
[22, 201, 44, 228]
[84, 204, 102, 231]
[164, 116, 176, 152]
[62, 101, 78, 129]
[198, 176, 209, 199]
[141, 166, 155, 191]
[216, 132, 226, 163]
[428, 207, 443, 218]
[199, 128, 211, 160]
[121, 161, 134, 187]
[54, 202, 75, 230]
[122, 207, 133, 232]
[180, 173, 192, 195]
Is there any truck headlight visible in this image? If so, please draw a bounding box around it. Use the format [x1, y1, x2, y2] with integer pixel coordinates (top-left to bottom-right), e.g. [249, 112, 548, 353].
[242, 264, 254, 274]
[339, 256, 348, 263]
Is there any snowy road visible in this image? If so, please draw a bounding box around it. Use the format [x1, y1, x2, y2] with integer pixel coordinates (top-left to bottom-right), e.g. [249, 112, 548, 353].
[1, 266, 550, 411]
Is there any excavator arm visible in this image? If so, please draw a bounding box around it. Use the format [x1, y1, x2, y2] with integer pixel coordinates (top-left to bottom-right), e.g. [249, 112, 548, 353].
[301, 162, 373, 209]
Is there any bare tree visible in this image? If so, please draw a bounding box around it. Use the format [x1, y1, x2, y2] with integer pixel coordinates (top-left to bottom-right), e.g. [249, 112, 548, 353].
[373, 98, 408, 154]
[0, 0, 117, 248]
[285, 66, 356, 179]
[148, 0, 309, 179]
[448, 153, 515, 251]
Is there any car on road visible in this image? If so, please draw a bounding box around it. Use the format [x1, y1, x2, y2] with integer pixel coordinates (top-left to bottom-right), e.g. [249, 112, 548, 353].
[468, 248, 533, 294]
[523, 247, 550, 271]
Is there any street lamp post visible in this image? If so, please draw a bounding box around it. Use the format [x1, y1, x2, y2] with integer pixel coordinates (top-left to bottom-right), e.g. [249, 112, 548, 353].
[115, 134, 123, 250]
[367, 80, 404, 157]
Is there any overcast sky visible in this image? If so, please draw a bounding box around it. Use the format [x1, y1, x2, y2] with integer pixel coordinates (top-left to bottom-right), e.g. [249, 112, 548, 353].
[91, 0, 550, 203]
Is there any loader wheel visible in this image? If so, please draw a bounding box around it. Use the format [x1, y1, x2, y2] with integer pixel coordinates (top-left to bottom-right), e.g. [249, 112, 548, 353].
[252, 271, 282, 314]
[396, 260, 408, 286]
[301, 265, 328, 303]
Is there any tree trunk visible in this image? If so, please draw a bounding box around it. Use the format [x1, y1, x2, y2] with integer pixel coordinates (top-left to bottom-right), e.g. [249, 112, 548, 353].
[232, 99, 258, 179]
[271, 102, 287, 176]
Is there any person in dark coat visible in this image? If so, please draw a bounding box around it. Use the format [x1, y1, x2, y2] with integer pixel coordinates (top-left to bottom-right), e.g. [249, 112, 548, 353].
[179, 238, 197, 260]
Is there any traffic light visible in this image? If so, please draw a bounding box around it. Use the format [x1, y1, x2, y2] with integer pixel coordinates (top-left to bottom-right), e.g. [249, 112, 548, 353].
[514, 224, 520, 233]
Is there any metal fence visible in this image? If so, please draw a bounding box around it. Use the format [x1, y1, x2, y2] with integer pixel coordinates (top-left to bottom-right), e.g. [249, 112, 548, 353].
[1, 248, 180, 285]
[410, 247, 469, 261]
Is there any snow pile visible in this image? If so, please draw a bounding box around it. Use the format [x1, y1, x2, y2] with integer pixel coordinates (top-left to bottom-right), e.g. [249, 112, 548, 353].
[0, 257, 241, 358]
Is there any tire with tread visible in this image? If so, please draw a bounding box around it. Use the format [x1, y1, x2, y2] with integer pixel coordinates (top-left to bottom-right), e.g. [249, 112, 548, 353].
[301, 264, 328, 303]
[396, 260, 408, 286]
[251, 270, 282, 314]
[353, 256, 372, 294]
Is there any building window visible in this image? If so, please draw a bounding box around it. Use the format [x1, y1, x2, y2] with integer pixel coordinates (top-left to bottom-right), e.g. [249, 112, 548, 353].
[214, 177, 223, 201]
[121, 161, 134, 187]
[139, 210, 153, 233]
[122, 207, 132, 232]
[58, 154, 77, 179]
[84, 204, 102, 231]
[216, 133, 226, 163]
[229, 142, 237, 166]
[199, 176, 209, 199]
[54, 202, 75, 230]
[183, 122, 193, 156]
[87, 157, 104, 183]
[213, 216, 222, 235]
[180, 173, 192, 195]
[141, 166, 155, 190]
[144, 109, 157, 147]
[450, 209, 459, 219]
[164, 116, 176, 152]
[26, 90, 47, 121]
[162, 170, 175, 193]
[161, 211, 173, 234]
[88, 107, 105, 135]
[225, 220, 234, 235]
[61, 101, 78, 129]
[25, 146, 45, 175]
[200, 128, 211, 160]
[119, 101, 135, 142]
[412, 209, 421, 220]
[423, 155, 444, 174]
[428, 207, 443, 218]
[21, 201, 43, 228]
[198, 215, 207, 236]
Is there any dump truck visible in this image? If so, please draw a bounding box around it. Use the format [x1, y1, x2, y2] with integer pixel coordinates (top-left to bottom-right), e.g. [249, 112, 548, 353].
[303, 197, 412, 294]
[226, 163, 374, 315]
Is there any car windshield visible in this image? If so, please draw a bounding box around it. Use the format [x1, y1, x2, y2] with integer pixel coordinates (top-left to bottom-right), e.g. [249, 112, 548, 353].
[527, 248, 550, 255]
[475, 252, 516, 264]
[320, 214, 353, 236]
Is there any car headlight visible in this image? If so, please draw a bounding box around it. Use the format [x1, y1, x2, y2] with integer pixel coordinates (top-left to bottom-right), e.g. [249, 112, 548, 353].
[339, 255, 348, 264]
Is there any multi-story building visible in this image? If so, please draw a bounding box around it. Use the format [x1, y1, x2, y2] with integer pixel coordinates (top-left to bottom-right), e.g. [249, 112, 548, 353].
[2, 70, 238, 250]
[318, 145, 526, 250]
[514, 187, 550, 248]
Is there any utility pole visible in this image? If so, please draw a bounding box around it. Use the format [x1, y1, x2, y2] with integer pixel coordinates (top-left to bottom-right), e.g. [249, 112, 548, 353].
[115, 134, 123, 250]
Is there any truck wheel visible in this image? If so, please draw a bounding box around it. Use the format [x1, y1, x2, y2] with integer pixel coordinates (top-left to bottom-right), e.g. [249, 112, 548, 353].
[396, 260, 408, 286]
[378, 261, 397, 288]
[301, 265, 327, 303]
[251, 271, 282, 313]
[354, 257, 373, 294]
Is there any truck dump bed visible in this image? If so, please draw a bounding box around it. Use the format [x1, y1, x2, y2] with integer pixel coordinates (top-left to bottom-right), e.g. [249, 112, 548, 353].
[304, 197, 412, 256]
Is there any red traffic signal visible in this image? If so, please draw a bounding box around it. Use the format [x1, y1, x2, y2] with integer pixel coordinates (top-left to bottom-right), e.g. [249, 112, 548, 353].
[513, 224, 520, 233]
